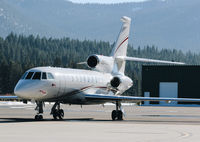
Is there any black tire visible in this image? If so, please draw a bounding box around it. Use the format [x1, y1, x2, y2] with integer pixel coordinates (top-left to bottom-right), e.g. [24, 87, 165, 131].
[58, 109, 64, 120]
[35, 115, 39, 120]
[35, 115, 43, 121]
[111, 110, 117, 121]
[39, 115, 43, 120]
[117, 110, 123, 120]
[53, 110, 58, 120]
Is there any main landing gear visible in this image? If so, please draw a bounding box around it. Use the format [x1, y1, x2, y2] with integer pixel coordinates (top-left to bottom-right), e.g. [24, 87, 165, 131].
[50, 102, 64, 120]
[35, 101, 44, 121]
[111, 101, 123, 121]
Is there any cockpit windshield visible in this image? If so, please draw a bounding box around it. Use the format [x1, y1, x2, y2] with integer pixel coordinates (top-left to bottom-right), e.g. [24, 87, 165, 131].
[25, 72, 34, 79]
[21, 71, 54, 80]
[20, 72, 28, 79]
[32, 72, 41, 80]
[42, 72, 47, 79]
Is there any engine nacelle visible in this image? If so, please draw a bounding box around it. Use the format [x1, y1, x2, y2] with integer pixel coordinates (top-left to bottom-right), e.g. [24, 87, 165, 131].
[87, 54, 114, 73]
[110, 77, 121, 88]
[110, 75, 133, 93]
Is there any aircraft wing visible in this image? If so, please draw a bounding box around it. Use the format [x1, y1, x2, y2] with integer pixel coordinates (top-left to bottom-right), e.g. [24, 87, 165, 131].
[116, 56, 185, 65]
[85, 94, 200, 102]
[0, 96, 18, 99]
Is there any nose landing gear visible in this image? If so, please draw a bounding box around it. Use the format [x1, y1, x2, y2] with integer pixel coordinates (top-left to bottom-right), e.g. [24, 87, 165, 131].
[35, 101, 44, 121]
[50, 102, 64, 120]
[111, 101, 123, 121]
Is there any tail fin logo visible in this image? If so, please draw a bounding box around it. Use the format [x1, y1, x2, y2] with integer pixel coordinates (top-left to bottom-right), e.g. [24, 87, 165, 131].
[114, 37, 129, 54]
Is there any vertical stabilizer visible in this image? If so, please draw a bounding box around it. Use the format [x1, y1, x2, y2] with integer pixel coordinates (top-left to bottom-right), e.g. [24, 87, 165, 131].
[111, 16, 131, 75]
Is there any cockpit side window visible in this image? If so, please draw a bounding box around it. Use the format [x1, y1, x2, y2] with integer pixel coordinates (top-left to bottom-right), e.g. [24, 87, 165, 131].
[25, 72, 34, 79]
[32, 72, 41, 80]
[47, 73, 54, 79]
[42, 72, 47, 79]
[21, 72, 28, 79]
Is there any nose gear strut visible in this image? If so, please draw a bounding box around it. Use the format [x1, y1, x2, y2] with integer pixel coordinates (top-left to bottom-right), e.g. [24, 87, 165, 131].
[35, 101, 44, 121]
[50, 102, 64, 120]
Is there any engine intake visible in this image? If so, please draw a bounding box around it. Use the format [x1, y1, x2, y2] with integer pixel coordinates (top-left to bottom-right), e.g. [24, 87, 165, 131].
[86, 54, 114, 73]
[110, 77, 121, 88]
[109, 75, 133, 93]
[87, 55, 99, 68]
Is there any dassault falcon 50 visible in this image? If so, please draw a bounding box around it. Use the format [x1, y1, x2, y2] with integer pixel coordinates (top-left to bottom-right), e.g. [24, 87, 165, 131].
[1, 16, 200, 121]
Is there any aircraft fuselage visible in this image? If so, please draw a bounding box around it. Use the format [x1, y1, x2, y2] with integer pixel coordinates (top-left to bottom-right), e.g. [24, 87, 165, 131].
[14, 67, 116, 104]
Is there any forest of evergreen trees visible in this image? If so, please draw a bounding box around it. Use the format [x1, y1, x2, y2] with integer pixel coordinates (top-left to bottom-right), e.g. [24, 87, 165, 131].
[1, 33, 200, 96]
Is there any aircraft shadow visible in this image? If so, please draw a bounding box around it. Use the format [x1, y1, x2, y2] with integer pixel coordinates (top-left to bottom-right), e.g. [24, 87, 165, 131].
[1, 117, 200, 124]
[0, 118, 96, 123]
[0, 117, 128, 123]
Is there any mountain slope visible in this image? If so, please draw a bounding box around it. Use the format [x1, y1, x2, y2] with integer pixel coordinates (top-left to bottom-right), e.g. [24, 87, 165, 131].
[0, 0, 200, 51]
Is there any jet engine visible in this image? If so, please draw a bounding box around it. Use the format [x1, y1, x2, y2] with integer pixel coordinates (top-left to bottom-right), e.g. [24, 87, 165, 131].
[110, 75, 133, 93]
[110, 77, 121, 88]
[87, 54, 114, 73]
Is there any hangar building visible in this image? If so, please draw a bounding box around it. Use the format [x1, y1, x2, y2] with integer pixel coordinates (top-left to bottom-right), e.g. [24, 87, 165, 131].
[142, 65, 200, 106]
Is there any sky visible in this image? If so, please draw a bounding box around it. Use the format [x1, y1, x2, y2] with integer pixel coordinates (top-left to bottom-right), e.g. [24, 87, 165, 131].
[67, 0, 151, 4]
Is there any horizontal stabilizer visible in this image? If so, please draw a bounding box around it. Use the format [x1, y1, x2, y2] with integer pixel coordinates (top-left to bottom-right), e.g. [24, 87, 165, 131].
[116, 56, 185, 65]
[77, 62, 87, 65]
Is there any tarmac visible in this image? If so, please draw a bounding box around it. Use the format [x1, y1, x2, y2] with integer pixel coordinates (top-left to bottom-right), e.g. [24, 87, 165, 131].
[1, 102, 200, 142]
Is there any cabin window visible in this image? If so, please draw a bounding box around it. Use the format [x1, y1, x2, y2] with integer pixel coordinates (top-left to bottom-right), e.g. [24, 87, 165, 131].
[25, 72, 34, 79]
[92, 76, 95, 82]
[96, 77, 98, 83]
[42, 72, 47, 79]
[70, 76, 73, 82]
[80, 76, 84, 82]
[76, 76, 79, 82]
[32, 72, 41, 80]
[21, 72, 28, 79]
[83, 76, 86, 82]
[47, 73, 54, 79]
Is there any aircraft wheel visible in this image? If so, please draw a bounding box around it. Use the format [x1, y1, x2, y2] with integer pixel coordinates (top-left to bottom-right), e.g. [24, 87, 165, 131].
[39, 115, 43, 120]
[35, 115, 43, 121]
[53, 110, 58, 120]
[35, 115, 38, 120]
[117, 110, 123, 120]
[111, 110, 123, 121]
[53, 109, 64, 120]
[58, 109, 64, 120]
[112, 110, 117, 120]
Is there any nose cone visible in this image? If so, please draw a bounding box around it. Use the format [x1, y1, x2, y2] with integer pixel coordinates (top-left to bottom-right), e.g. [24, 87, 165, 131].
[14, 80, 49, 100]
[14, 81, 27, 98]
[14, 80, 37, 99]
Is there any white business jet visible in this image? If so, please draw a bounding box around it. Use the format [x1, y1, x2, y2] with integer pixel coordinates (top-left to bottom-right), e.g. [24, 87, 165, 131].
[1, 16, 200, 121]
